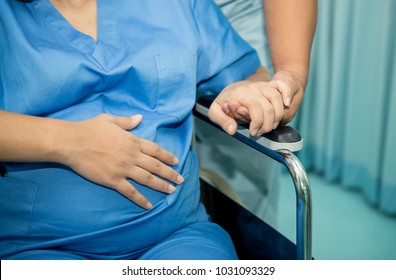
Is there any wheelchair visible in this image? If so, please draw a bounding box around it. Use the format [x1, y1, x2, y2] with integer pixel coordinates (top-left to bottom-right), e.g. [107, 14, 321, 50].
[194, 95, 312, 260]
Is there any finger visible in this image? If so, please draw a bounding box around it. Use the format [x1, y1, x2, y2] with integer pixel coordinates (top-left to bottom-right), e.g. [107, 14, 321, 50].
[218, 90, 265, 136]
[208, 102, 238, 135]
[137, 154, 184, 185]
[255, 98, 275, 135]
[281, 107, 295, 125]
[227, 100, 248, 121]
[235, 106, 251, 122]
[269, 80, 293, 107]
[115, 179, 153, 210]
[222, 100, 249, 122]
[128, 166, 178, 195]
[221, 103, 231, 116]
[109, 114, 143, 130]
[139, 139, 179, 166]
[241, 98, 266, 136]
[223, 102, 248, 122]
[258, 87, 284, 130]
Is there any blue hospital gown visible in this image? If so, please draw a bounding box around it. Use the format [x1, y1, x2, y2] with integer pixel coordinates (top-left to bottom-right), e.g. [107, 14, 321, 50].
[0, 0, 260, 259]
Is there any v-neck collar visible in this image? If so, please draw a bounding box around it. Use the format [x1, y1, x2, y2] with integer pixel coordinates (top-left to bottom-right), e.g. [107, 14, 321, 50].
[31, 0, 117, 65]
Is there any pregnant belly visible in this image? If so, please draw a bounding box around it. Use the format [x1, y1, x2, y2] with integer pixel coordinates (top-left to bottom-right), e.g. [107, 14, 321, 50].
[2, 158, 203, 257]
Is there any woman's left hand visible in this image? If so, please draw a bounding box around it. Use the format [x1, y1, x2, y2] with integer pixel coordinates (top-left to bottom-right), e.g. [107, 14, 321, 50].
[208, 80, 284, 136]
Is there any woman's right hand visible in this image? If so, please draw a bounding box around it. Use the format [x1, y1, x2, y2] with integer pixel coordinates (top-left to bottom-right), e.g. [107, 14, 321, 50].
[59, 114, 183, 210]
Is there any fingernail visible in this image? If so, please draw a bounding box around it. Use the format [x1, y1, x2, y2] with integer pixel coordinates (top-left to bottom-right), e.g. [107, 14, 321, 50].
[176, 175, 184, 184]
[145, 201, 153, 210]
[226, 124, 234, 135]
[273, 122, 280, 130]
[251, 128, 258, 136]
[173, 157, 179, 165]
[285, 96, 291, 107]
[131, 114, 142, 122]
[168, 184, 176, 193]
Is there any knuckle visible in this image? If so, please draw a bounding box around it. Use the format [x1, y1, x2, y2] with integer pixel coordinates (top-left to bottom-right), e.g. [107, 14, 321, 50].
[108, 173, 119, 184]
[261, 125, 272, 134]
[152, 144, 162, 157]
[132, 136, 140, 143]
[266, 122, 273, 131]
[168, 154, 175, 163]
[264, 105, 274, 116]
[154, 161, 162, 173]
[99, 113, 112, 121]
[126, 186, 138, 197]
[145, 173, 154, 184]
[272, 89, 282, 99]
[247, 83, 260, 93]
[112, 178, 127, 191]
[172, 171, 179, 182]
[269, 90, 282, 102]
[131, 137, 141, 149]
[235, 87, 247, 95]
[107, 179, 120, 191]
[105, 170, 122, 185]
[127, 134, 138, 146]
[160, 180, 169, 191]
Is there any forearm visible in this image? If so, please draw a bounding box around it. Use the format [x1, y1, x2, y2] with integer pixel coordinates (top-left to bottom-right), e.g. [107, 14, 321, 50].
[263, 0, 318, 87]
[0, 110, 68, 163]
[246, 66, 272, 82]
[226, 67, 272, 91]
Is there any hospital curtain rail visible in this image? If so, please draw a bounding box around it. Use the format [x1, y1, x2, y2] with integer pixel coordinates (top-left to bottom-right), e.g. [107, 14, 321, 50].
[290, 0, 396, 215]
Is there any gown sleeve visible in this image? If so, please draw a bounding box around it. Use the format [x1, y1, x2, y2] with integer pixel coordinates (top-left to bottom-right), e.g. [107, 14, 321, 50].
[192, 0, 261, 94]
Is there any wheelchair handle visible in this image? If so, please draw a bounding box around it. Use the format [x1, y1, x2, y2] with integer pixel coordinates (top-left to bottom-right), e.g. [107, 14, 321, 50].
[194, 95, 312, 260]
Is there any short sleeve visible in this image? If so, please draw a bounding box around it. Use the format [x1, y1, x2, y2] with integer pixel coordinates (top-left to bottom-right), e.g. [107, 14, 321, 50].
[192, 0, 261, 94]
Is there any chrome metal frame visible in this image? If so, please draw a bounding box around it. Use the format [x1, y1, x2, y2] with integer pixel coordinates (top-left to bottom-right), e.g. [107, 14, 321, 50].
[276, 150, 312, 260]
[194, 101, 312, 260]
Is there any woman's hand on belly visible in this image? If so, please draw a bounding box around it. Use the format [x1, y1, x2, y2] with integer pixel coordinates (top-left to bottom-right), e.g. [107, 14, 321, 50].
[57, 114, 184, 210]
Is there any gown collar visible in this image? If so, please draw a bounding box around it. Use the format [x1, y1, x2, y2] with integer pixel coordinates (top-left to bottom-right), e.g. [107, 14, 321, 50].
[30, 0, 117, 61]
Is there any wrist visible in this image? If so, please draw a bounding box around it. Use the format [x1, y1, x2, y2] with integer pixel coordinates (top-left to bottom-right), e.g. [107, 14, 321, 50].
[45, 119, 76, 165]
[273, 69, 308, 90]
[273, 65, 309, 89]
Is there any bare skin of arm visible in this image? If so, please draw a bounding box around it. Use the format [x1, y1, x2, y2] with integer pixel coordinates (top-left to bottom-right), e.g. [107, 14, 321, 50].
[222, 1, 317, 131]
[263, 0, 318, 124]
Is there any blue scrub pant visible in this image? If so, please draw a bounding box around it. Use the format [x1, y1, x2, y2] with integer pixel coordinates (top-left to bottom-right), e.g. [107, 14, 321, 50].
[7, 222, 237, 260]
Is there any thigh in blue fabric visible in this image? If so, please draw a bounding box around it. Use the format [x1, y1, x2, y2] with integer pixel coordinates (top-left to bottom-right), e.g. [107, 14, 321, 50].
[139, 222, 237, 260]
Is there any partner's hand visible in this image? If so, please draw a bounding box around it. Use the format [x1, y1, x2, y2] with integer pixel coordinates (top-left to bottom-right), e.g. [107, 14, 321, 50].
[269, 70, 305, 125]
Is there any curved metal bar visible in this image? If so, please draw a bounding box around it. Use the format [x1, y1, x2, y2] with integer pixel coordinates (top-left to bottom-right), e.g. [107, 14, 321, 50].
[277, 149, 312, 260]
[197, 120, 313, 259]
[231, 135, 313, 259]
[193, 102, 313, 259]
[232, 131, 313, 259]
